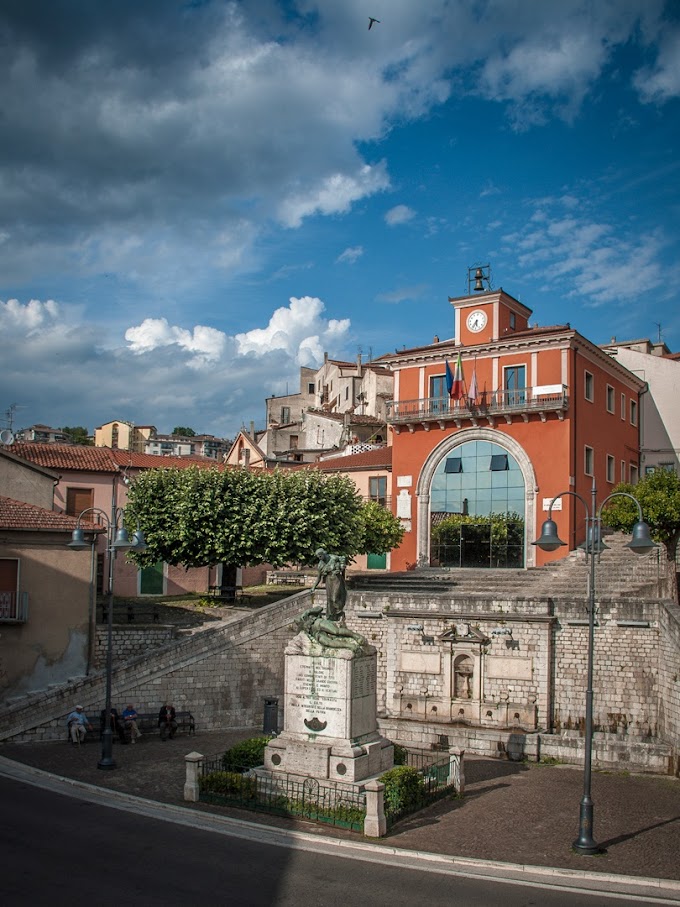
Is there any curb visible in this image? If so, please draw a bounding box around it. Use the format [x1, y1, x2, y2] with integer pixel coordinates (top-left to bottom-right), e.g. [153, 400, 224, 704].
[2, 756, 679, 903]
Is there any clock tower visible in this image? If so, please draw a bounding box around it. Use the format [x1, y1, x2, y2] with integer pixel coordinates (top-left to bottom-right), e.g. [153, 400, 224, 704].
[449, 283, 532, 346]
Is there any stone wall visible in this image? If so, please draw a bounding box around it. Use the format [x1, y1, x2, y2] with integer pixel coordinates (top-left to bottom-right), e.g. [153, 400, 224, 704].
[93, 625, 179, 670]
[0, 590, 311, 743]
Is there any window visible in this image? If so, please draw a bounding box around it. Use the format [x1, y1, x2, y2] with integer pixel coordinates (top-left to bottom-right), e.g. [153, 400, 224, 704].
[659, 462, 676, 473]
[584, 446, 594, 476]
[280, 406, 290, 423]
[621, 393, 626, 420]
[0, 558, 26, 622]
[645, 466, 656, 476]
[66, 487, 94, 517]
[430, 375, 449, 413]
[630, 464, 639, 484]
[308, 383, 315, 394]
[504, 365, 526, 405]
[606, 455, 615, 483]
[369, 476, 387, 505]
[444, 457, 463, 474]
[621, 460, 626, 483]
[111, 423, 119, 448]
[606, 385, 615, 413]
[584, 371, 594, 402]
[345, 386, 349, 400]
[289, 435, 298, 450]
[490, 454, 509, 471]
[509, 312, 516, 330]
[630, 399, 638, 426]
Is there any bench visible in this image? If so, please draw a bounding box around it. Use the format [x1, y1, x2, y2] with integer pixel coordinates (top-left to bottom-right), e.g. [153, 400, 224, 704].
[267, 572, 307, 586]
[206, 585, 251, 604]
[68, 710, 195, 743]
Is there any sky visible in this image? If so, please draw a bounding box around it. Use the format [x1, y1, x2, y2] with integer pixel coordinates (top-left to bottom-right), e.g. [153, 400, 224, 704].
[1, 0, 679, 441]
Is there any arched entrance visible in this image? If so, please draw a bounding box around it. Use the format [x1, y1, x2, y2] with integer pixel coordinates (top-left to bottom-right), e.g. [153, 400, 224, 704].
[415, 429, 538, 568]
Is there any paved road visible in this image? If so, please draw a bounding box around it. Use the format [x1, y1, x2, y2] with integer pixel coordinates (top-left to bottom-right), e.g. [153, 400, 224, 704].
[3, 776, 676, 907]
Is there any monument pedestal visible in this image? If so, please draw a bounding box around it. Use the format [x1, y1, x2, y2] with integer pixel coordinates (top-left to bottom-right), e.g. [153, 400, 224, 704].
[263, 634, 393, 788]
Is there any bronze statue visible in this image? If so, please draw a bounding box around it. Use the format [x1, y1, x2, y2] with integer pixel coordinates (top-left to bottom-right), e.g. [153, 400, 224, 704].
[294, 605, 370, 655]
[311, 548, 347, 620]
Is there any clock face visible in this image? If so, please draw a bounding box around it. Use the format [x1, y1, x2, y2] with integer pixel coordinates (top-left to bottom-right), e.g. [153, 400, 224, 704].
[466, 309, 487, 333]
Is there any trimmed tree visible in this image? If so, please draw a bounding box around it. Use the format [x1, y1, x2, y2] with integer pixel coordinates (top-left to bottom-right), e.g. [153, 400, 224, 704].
[602, 469, 680, 559]
[125, 466, 403, 571]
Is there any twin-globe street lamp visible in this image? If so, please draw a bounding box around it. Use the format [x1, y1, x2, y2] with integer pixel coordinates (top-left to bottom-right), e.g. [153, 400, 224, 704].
[533, 478, 656, 855]
[68, 508, 146, 770]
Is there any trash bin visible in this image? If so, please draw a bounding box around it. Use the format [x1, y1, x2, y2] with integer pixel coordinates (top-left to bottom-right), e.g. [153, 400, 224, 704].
[263, 697, 279, 735]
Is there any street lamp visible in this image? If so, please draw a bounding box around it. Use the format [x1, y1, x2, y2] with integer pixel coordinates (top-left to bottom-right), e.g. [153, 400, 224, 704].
[533, 477, 655, 855]
[68, 507, 146, 770]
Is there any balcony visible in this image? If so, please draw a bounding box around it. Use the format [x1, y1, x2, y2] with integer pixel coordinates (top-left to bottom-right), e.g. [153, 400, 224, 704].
[387, 385, 569, 430]
[0, 591, 29, 622]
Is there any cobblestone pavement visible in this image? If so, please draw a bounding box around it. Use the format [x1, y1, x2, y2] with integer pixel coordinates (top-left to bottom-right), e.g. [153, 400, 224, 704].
[2, 730, 679, 882]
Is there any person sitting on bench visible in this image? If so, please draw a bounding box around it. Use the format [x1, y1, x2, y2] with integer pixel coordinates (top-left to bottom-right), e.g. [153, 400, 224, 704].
[122, 704, 143, 743]
[67, 705, 92, 744]
[158, 703, 178, 741]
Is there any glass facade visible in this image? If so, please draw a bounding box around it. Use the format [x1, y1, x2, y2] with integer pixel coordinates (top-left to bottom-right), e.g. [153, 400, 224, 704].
[430, 440, 525, 518]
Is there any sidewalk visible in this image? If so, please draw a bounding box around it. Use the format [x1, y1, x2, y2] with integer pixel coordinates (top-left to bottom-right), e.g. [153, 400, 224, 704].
[2, 729, 679, 884]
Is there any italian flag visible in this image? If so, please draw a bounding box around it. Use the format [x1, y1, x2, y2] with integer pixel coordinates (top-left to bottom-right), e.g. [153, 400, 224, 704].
[450, 351, 464, 400]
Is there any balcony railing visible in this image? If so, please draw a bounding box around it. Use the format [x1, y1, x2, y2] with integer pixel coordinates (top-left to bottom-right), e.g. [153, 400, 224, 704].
[387, 385, 569, 426]
[0, 591, 29, 622]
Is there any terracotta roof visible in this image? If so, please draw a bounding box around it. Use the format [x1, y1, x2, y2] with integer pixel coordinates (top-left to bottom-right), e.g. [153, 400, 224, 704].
[0, 496, 102, 533]
[5, 444, 223, 473]
[312, 446, 392, 471]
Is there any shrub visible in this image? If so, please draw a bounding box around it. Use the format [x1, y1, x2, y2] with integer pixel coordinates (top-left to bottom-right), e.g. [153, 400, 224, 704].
[393, 743, 408, 766]
[222, 736, 272, 772]
[379, 765, 424, 813]
[199, 770, 256, 798]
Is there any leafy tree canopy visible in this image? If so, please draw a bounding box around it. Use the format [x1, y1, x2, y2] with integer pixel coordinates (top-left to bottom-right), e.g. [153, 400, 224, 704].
[602, 469, 680, 557]
[60, 426, 93, 446]
[125, 467, 404, 568]
[172, 426, 196, 436]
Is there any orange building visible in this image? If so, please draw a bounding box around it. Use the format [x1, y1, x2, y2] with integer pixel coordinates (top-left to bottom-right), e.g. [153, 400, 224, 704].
[379, 287, 644, 570]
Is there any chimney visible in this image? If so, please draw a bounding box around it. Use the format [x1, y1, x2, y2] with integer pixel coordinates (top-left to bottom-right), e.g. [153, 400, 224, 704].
[249, 420, 255, 438]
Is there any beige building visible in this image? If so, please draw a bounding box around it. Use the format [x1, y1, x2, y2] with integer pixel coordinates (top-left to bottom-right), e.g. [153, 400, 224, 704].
[0, 448, 93, 703]
[94, 420, 156, 451]
[601, 338, 680, 475]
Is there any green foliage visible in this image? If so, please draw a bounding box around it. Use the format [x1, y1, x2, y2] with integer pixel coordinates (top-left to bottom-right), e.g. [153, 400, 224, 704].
[378, 765, 425, 813]
[221, 736, 272, 772]
[172, 426, 196, 436]
[392, 743, 409, 766]
[602, 469, 680, 557]
[354, 500, 404, 555]
[432, 511, 524, 546]
[126, 466, 403, 568]
[200, 770, 256, 798]
[59, 426, 93, 446]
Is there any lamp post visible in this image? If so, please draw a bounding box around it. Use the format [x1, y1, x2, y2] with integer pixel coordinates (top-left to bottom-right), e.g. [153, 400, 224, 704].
[533, 477, 655, 855]
[68, 507, 146, 770]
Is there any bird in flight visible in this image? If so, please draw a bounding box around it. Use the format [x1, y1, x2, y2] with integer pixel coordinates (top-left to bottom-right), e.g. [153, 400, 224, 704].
[368, 17, 380, 30]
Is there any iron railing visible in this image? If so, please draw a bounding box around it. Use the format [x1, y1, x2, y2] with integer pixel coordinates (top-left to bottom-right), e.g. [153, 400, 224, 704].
[0, 591, 29, 622]
[387, 385, 569, 424]
[198, 756, 366, 832]
[384, 753, 458, 828]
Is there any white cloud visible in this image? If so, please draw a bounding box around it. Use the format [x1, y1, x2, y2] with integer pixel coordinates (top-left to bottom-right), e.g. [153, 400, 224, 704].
[278, 164, 390, 228]
[634, 26, 680, 103]
[235, 296, 350, 365]
[336, 246, 364, 264]
[0, 297, 59, 331]
[385, 205, 416, 226]
[377, 284, 428, 304]
[125, 319, 226, 365]
[503, 201, 671, 305]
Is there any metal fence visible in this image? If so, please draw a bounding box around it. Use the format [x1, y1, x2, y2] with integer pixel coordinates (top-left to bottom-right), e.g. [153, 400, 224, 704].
[198, 755, 366, 832]
[384, 753, 459, 828]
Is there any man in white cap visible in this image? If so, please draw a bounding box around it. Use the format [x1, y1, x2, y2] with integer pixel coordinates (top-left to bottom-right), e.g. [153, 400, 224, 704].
[66, 705, 92, 744]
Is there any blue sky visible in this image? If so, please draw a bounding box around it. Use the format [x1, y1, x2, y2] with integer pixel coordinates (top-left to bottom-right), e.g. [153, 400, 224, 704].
[1, 0, 679, 440]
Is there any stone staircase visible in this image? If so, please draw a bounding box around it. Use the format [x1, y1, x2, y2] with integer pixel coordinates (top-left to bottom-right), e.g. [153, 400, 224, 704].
[350, 533, 668, 601]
